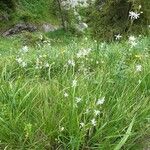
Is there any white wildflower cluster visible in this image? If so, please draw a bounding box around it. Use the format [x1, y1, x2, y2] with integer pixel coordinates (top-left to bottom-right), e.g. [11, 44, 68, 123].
[16, 57, 27, 68]
[77, 48, 91, 58]
[128, 36, 138, 47]
[34, 54, 52, 69]
[16, 46, 29, 68]
[89, 97, 105, 127]
[81, 97, 105, 128]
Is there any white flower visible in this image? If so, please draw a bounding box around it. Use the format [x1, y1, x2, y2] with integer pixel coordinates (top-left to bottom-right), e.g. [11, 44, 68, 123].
[129, 11, 140, 20]
[35, 66, 39, 69]
[101, 60, 105, 64]
[96, 97, 105, 105]
[74, 10, 79, 16]
[94, 110, 100, 116]
[100, 43, 105, 48]
[136, 64, 142, 72]
[75, 97, 82, 103]
[64, 92, 69, 97]
[131, 41, 138, 47]
[16, 58, 23, 64]
[68, 59, 75, 67]
[115, 34, 122, 40]
[40, 35, 43, 40]
[21, 62, 27, 68]
[77, 48, 91, 58]
[72, 79, 77, 87]
[80, 122, 85, 128]
[78, 15, 82, 21]
[21, 46, 28, 53]
[60, 126, 64, 132]
[129, 36, 136, 42]
[77, 51, 83, 58]
[139, 5, 142, 10]
[85, 37, 88, 41]
[85, 108, 90, 114]
[91, 118, 96, 126]
[45, 63, 50, 68]
[129, 36, 138, 47]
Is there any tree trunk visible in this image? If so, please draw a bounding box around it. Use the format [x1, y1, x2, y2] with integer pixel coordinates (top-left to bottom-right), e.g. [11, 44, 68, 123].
[56, 0, 66, 30]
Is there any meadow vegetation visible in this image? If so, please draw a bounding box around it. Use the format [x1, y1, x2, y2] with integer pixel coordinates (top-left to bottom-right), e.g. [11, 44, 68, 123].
[0, 0, 150, 149]
[0, 33, 150, 149]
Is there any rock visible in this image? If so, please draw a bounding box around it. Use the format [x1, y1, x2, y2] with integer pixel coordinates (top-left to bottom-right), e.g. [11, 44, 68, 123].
[41, 23, 60, 32]
[2, 23, 37, 36]
[75, 22, 88, 32]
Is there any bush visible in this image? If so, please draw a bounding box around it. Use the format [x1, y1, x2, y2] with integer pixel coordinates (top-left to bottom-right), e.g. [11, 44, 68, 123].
[0, 0, 16, 11]
[88, 0, 150, 41]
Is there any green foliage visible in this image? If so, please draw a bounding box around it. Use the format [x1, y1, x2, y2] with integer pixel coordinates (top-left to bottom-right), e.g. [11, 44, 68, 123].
[20, 32, 46, 46]
[16, 0, 56, 22]
[51, 0, 76, 30]
[89, 0, 150, 41]
[0, 0, 59, 28]
[0, 0, 16, 11]
[0, 36, 150, 149]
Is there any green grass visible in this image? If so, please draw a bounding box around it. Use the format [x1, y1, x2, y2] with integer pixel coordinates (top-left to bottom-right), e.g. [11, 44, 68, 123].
[0, 0, 59, 33]
[0, 35, 150, 149]
[14, 0, 58, 23]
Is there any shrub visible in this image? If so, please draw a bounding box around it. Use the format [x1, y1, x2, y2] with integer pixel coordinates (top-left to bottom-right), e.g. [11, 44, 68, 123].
[0, 0, 16, 11]
[51, 0, 90, 36]
[88, 0, 150, 41]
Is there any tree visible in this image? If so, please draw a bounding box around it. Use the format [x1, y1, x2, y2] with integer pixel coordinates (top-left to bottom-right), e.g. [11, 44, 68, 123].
[56, 0, 67, 30]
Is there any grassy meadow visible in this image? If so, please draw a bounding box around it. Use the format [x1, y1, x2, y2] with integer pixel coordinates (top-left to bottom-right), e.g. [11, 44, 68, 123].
[0, 33, 150, 149]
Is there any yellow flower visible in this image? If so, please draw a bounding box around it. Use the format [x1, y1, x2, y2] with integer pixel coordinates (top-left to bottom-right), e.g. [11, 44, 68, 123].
[60, 49, 65, 54]
[135, 54, 142, 59]
[43, 54, 47, 58]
